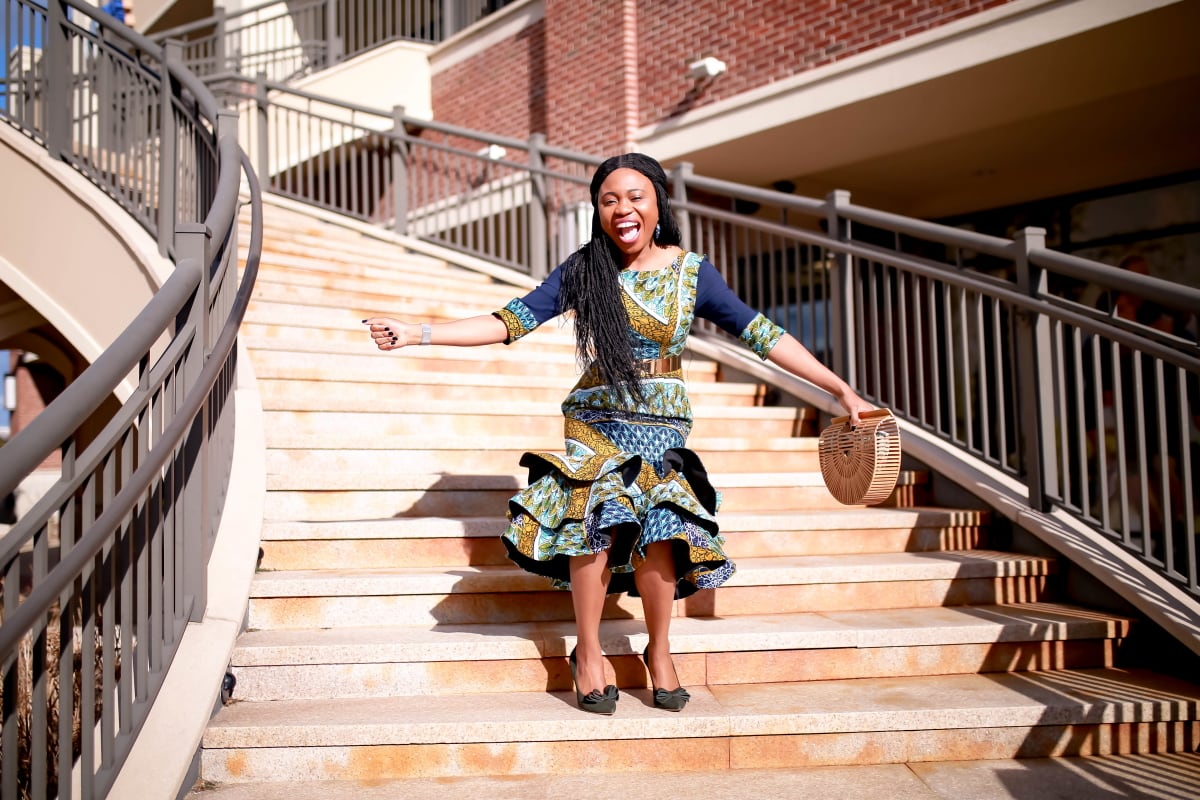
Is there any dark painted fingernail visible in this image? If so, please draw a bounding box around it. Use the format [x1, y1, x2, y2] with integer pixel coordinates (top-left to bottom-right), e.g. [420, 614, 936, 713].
[361, 319, 367, 323]
[851, 425, 857, 431]
[391, 337, 397, 344]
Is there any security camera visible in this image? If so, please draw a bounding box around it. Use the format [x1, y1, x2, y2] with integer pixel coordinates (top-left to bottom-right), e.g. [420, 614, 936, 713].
[686, 57, 726, 80]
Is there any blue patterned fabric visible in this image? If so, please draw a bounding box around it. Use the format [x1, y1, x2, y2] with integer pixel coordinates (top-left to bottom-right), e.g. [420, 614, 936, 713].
[494, 298, 541, 343]
[740, 313, 787, 360]
[499, 251, 779, 598]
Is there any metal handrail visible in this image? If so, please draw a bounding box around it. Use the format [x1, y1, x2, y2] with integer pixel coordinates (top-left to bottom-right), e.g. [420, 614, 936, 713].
[0, 1, 261, 797]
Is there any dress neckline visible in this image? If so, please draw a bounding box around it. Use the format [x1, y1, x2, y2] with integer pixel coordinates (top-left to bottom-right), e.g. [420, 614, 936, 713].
[622, 251, 684, 276]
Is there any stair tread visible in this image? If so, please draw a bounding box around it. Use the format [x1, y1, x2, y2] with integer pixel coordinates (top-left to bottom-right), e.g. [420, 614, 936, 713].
[258, 400, 812, 418]
[202, 667, 1200, 747]
[231, 602, 1131, 665]
[258, 507, 990, 540]
[258, 372, 740, 392]
[245, 340, 582, 363]
[262, 468, 926, 492]
[263, 434, 814, 452]
[249, 550, 1055, 597]
[186, 752, 1200, 800]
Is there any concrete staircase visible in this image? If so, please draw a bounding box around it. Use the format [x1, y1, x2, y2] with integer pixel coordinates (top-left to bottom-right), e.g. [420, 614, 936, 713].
[195, 200, 1200, 795]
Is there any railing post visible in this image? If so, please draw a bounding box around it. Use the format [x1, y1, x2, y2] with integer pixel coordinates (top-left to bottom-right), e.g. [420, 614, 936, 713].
[528, 133, 548, 280]
[213, 6, 228, 74]
[442, 0, 458, 40]
[826, 189, 856, 383]
[157, 40, 183, 257]
[670, 161, 692, 252]
[216, 109, 241, 341]
[1014, 226, 1056, 512]
[391, 105, 408, 235]
[325, 0, 342, 67]
[175, 223, 211, 623]
[255, 72, 271, 188]
[44, 0, 72, 159]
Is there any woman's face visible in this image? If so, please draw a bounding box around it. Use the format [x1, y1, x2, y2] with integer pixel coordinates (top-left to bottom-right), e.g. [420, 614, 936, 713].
[597, 168, 659, 260]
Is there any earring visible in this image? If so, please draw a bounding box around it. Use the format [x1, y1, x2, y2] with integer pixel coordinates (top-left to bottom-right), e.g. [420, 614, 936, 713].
[654, 223, 661, 240]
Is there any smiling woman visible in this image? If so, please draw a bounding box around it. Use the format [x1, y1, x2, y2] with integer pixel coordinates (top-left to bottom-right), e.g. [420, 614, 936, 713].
[361, 152, 871, 716]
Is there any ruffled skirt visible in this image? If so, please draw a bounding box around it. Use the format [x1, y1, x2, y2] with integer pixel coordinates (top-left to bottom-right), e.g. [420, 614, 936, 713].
[500, 413, 734, 598]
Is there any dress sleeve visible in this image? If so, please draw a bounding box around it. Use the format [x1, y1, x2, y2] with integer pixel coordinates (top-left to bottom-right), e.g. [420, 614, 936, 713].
[694, 258, 786, 360]
[492, 259, 567, 344]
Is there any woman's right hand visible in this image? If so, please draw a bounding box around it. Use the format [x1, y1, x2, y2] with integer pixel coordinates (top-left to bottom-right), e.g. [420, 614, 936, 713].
[362, 317, 412, 351]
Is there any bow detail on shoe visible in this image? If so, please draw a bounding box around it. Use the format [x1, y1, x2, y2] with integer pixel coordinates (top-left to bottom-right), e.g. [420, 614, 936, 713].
[643, 646, 691, 712]
[569, 646, 619, 715]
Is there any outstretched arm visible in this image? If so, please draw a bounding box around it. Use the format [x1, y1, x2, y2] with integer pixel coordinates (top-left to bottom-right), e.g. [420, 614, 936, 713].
[767, 334, 872, 426]
[362, 314, 509, 351]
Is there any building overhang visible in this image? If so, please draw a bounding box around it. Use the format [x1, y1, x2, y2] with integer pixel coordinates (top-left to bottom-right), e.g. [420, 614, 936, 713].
[637, 0, 1200, 217]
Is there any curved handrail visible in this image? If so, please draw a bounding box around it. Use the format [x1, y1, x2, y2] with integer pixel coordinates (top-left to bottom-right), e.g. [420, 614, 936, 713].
[0, 153, 262, 657]
[0, 3, 262, 797]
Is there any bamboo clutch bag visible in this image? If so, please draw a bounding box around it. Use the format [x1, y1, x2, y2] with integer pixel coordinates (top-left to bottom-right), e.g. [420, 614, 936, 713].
[818, 408, 901, 506]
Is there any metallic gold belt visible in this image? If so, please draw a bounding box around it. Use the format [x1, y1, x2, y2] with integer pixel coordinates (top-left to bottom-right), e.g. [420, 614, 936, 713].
[639, 355, 681, 375]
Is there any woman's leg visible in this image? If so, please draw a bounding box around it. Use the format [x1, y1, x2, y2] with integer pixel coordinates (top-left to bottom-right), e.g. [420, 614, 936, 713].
[634, 540, 681, 691]
[569, 550, 612, 695]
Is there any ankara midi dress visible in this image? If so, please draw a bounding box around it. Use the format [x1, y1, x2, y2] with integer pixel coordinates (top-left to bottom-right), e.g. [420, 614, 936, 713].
[494, 251, 786, 598]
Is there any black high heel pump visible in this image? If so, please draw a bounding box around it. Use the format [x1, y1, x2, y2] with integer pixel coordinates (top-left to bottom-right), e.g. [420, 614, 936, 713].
[569, 646, 618, 715]
[643, 646, 690, 711]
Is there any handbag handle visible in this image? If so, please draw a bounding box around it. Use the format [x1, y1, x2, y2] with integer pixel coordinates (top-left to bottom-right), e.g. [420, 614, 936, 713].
[828, 407, 894, 427]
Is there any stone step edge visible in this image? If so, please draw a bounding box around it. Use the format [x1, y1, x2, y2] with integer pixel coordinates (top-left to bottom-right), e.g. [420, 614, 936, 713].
[247, 246, 490, 280]
[247, 550, 1056, 598]
[200, 667, 1200, 748]
[230, 602, 1132, 666]
[258, 507, 990, 540]
[256, 372, 739, 393]
[246, 340, 583, 365]
[182, 753, 1200, 800]
[262, 469, 928, 492]
[255, 398, 812, 419]
[262, 434, 821, 453]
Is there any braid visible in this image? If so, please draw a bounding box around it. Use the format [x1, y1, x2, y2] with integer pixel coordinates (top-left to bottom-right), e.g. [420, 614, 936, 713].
[560, 154, 683, 400]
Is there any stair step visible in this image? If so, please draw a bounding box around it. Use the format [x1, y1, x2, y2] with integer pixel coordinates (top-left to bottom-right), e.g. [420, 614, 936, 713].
[248, 244, 496, 286]
[228, 603, 1129, 700]
[188, 751, 1200, 800]
[256, 508, 988, 570]
[245, 343, 587, 380]
[256, 373, 756, 407]
[261, 471, 925, 519]
[241, 321, 581, 358]
[199, 667, 1200, 782]
[258, 406, 817, 447]
[252, 272, 518, 315]
[246, 550, 1056, 628]
[262, 437, 816, 477]
[250, 277, 509, 318]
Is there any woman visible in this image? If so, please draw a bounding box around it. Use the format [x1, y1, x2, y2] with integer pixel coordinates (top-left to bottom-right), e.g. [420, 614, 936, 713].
[364, 153, 869, 714]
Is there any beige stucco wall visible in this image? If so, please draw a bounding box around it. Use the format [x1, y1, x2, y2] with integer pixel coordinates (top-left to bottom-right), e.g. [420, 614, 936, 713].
[293, 39, 433, 120]
[0, 124, 173, 381]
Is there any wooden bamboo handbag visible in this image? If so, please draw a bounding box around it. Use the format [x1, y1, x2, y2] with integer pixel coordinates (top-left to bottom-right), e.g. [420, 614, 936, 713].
[818, 408, 902, 506]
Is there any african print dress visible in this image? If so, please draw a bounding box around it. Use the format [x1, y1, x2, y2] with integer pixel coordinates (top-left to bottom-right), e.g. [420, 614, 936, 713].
[493, 251, 786, 598]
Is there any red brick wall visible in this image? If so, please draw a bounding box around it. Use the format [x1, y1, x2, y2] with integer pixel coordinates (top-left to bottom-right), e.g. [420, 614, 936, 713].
[542, 0, 635, 155]
[432, 16, 548, 143]
[431, 0, 1020, 148]
[637, 0, 1016, 126]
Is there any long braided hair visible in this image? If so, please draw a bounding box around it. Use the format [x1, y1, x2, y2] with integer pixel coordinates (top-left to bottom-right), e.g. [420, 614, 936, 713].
[559, 153, 683, 398]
